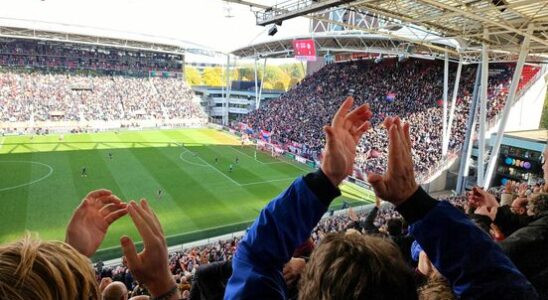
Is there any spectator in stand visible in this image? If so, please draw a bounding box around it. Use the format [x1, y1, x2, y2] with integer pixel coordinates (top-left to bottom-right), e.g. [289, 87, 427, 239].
[102, 281, 129, 300]
[413, 243, 456, 300]
[0, 71, 204, 123]
[0, 189, 182, 300]
[224, 98, 537, 299]
[470, 146, 548, 298]
[239, 58, 517, 181]
[387, 218, 415, 267]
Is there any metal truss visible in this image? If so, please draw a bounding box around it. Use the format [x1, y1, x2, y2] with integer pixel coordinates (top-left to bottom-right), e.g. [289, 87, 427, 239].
[0, 26, 185, 54]
[230, 0, 548, 63]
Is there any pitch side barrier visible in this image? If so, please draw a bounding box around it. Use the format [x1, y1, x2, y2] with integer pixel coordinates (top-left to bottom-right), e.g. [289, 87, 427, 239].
[100, 203, 375, 267]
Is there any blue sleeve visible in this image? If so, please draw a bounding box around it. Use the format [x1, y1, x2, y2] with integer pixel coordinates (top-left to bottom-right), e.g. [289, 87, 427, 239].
[224, 171, 340, 300]
[399, 188, 538, 299]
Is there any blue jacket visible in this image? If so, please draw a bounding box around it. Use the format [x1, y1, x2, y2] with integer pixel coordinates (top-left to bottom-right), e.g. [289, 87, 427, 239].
[224, 170, 537, 299]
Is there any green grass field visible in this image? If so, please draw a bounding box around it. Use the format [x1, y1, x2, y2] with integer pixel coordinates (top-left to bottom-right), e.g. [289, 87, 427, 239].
[0, 128, 373, 261]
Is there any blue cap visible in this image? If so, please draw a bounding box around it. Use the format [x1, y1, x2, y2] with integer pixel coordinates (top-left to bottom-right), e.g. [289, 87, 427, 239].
[411, 240, 423, 262]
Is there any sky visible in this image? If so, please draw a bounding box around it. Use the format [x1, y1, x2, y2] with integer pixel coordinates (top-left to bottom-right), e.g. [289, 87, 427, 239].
[0, 0, 310, 53]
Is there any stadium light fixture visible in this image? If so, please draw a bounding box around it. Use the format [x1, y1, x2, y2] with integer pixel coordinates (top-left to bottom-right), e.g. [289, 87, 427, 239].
[268, 25, 278, 36]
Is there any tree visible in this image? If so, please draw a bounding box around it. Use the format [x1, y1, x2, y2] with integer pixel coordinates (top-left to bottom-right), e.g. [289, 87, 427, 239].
[280, 63, 305, 79]
[274, 82, 286, 91]
[184, 67, 202, 86]
[202, 67, 224, 87]
[288, 78, 300, 89]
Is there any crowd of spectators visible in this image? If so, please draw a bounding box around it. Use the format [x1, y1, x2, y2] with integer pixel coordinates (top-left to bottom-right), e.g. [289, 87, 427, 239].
[0, 71, 205, 122]
[240, 58, 517, 179]
[1, 98, 546, 300]
[0, 40, 182, 76]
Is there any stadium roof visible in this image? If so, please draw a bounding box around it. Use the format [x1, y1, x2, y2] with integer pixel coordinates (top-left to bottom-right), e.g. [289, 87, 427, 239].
[505, 129, 548, 143]
[232, 31, 467, 62]
[227, 0, 548, 63]
[0, 17, 216, 55]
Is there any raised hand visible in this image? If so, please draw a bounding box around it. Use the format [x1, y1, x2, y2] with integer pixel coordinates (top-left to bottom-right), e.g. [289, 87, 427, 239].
[322, 96, 372, 186]
[475, 205, 497, 221]
[66, 189, 127, 257]
[120, 200, 177, 299]
[469, 186, 499, 209]
[348, 207, 358, 222]
[367, 117, 418, 206]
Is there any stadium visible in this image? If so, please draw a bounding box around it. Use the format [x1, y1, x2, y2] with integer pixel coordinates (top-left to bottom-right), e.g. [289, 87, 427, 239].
[0, 0, 547, 299]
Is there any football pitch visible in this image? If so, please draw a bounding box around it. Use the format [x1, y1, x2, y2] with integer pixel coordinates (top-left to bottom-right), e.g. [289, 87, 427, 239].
[0, 128, 374, 261]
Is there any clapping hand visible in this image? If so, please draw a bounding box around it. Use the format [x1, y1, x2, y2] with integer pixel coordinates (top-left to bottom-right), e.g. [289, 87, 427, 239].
[321, 96, 372, 187]
[367, 117, 418, 206]
[120, 200, 177, 299]
[66, 189, 127, 257]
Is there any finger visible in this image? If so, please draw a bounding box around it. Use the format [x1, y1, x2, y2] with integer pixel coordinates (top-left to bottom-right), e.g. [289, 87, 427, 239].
[383, 117, 394, 129]
[140, 199, 164, 236]
[86, 189, 112, 200]
[354, 120, 371, 135]
[127, 201, 155, 248]
[344, 104, 371, 129]
[133, 200, 163, 241]
[323, 126, 336, 150]
[393, 116, 402, 128]
[396, 123, 414, 167]
[99, 203, 119, 217]
[387, 125, 404, 173]
[120, 236, 140, 271]
[402, 122, 412, 150]
[367, 173, 388, 198]
[95, 195, 123, 207]
[332, 97, 354, 128]
[105, 207, 128, 225]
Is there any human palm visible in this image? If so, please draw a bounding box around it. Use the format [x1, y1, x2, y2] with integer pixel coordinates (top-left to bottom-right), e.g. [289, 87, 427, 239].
[322, 97, 372, 186]
[66, 189, 127, 257]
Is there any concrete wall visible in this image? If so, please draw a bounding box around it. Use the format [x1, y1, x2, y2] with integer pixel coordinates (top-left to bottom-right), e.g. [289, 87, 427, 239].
[497, 66, 548, 132]
[306, 57, 326, 76]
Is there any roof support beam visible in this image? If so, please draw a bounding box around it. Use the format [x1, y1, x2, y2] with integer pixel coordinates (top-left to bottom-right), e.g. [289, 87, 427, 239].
[484, 24, 534, 189]
[477, 28, 489, 187]
[444, 58, 463, 156]
[442, 49, 449, 157]
[416, 0, 548, 48]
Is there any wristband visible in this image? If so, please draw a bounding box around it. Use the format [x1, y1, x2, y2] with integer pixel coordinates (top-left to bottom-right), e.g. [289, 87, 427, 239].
[152, 285, 178, 300]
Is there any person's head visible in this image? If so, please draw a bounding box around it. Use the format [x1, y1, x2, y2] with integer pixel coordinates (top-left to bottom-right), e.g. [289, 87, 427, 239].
[299, 233, 417, 300]
[102, 281, 128, 300]
[527, 193, 548, 216]
[511, 197, 528, 215]
[387, 218, 403, 236]
[0, 234, 99, 300]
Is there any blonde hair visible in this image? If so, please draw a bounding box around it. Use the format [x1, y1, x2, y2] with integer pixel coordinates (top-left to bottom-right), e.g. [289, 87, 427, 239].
[0, 234, 99, 300]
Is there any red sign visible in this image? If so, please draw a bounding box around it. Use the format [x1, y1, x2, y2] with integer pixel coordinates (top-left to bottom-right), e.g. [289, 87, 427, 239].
[292, 39, 316, 61]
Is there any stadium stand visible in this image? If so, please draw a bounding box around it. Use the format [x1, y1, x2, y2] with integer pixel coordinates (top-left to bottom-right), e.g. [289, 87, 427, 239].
[238, 58, 538, 181]
[0, 39, 205, 127]
[0, 22, 546, 300]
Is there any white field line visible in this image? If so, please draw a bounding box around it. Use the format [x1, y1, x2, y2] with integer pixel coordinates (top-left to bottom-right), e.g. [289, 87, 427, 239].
[177, 142, 301, 187]
[0, 161, 54, 192]
[178, 144, 241, 186]
[230, 146, 310, 172]
[230, 146, 282, 165]
[0, 137, 5, 150]
[178, 151, 209, 168]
